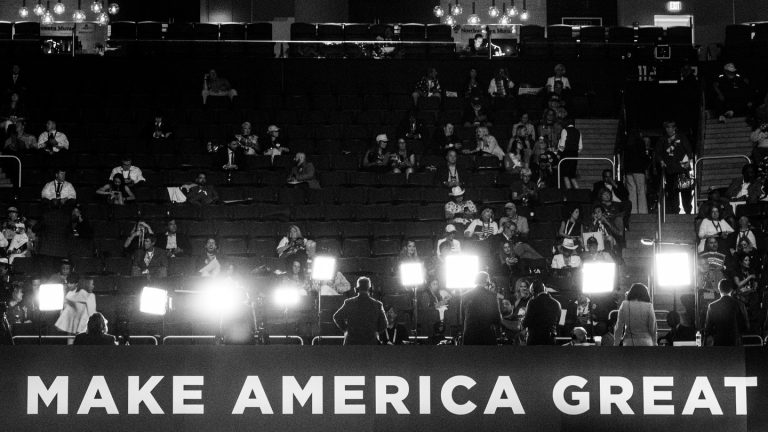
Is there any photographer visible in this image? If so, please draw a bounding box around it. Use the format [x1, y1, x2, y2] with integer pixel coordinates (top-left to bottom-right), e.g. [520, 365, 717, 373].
[123, 219, 153, 255]
[276, 225, 316, 269]
[751, 122, 768, 162]
[96, 173, 135, 206]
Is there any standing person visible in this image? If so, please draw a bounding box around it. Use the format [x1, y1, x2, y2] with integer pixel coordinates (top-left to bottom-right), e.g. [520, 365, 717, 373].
[460, 272, 502, 345]
[732, 252, 761, 333]
[523, 279, 562, 345]
[54, 277, 97, 339]
[557, 118, 582, 189]
[614, 283, 657, 346]
[655, 120, 694, 214]
[333, 277, 388, 345]
[73, 313, 117, 345]
[704, 279, 749, 346]
[623, 129, 652, 214]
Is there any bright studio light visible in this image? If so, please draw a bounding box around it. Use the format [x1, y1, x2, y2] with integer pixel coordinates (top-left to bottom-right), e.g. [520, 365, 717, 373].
[38, 284, 64, 311]
[108, 2, 119, 15]
[140, 287, 168, 315]
[197, 278, 242, 315]
[274, 286, 302, 307]
[445, 254, 479, 289]
[582, 262, 616, 294]
[656, 252, 691, 288]
[400, 262, 425, 287]
[53, 1, 64, 15]
[33, 2, 46, 16]
[311, 256, 336, 281]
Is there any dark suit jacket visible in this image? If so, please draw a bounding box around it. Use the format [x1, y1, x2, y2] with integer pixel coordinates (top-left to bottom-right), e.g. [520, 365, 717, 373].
[704, 295, 749, 346]
[435, 164, 469, 187]
[333, 294, 388, 345]
[460, 287, 502, 345]
[74, 333, 118, 345]
[146, 120, 173, 140]
[592, 180, 629, 202]
[523, 292, 562, 345]
[131, 247, 169, 277]
[725, 178, 762, 204]
[215, 147, 247, 170]
[157, 232, 191, 254]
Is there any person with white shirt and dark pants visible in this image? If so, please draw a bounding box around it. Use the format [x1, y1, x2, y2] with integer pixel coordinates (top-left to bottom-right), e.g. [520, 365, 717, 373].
[37, 120, 69, 154]
[41, 168, 76, 207]
[109, 157, 146, 187]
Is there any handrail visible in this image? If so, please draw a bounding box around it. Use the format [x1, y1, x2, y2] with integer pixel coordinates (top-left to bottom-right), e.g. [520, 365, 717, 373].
[0, 155, 22, 187]
[268, 335, 304, 345]
[311, 335, 344, 345]
[742, 334, 764, 347]
[556, 157, 615, 189]
[11, 335, 157, 345]
[108, 38, 459, 45]
[162, 335, 216, 344]
[693, 154, 751, 203]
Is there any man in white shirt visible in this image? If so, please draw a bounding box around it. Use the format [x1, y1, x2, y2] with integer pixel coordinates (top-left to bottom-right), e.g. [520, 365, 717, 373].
[109, 157, 146, 186]
[37, 120, 69, 154]
[436, 224, 462, 257]
[41, 169, 77, 207]
[551, 238, 582, 269]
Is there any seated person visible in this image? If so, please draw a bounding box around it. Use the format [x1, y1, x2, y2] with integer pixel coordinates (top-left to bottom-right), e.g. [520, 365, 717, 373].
[488, 68, 514, 99]
[535, 151, 559, 188]
[109, 157, 146, 187]
[130, 234, 168, 278]
[496, 241, 522, 276]
[6, 283, 31, 325]
[498, 202, 529, 239]
[283, 259, 311, 294]
[68, 206, 93, 239]
[595, 187, 627, 238]
[3, 119, 36, 153]
[262, 125, 289, 156]
[318, 271, 351, 296]
[390, 138, 416, 177]
[583, 205, 621, 253]
[362, 134, 391, 173]
[712, 63, 751, 123]
[546, 63, 572, 93]
[696, 188, 734, 227]
[750, 122, 768, 161]
[214, 138, 247, 172]
[467, 33, 489, 56]
[562, 327, 590, 346]
[157, 219, 190, 258]
[462, 96, 493, 127]
[444, 186, 477, 230]
[181, 172, 219, 206]
[592, 169, 629, 206]
[512, 113, 537, 142]
[697, 206, 733, 253]
[725, 163, 762, 204]
[276, 225, 316, 267]
[464, 208, 499, 241]
[235, 121, 260, 155]
[123, 220, 153, 255]
[435, 149, 469, 188]
[504, 131, 531, 174]
[558, 206, 583, 242]
[581, 236, 613, 262]
[6, 222, 30, 264]
[148, 112, 173, 143]
[36, 120, 69, 154]
[96, 173, 135, 206]
[551, 238, 582, 270]
[436, 224, 462, 257]
[466, 126, 503, 161]
[728, 216, 758, 254]
[399, 110, 424, 141]
[41, 168, 77, 207]
[412, 67, 442, 106]
[197, 237, 221, 277]
[657, 311, 696, 346]
[510, 168, 539, 204]
[287, 152, 320, 189]
[0, 91, 25, 133]
[491, 220, 543, 260]
[73, 312, 117, 346]
[201, 69, 238, 105]
[432, 122, 463, 154]
[381, 305, 409, 345]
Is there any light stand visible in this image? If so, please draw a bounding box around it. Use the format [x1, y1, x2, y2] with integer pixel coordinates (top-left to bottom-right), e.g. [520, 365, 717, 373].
[310, 256, 336, 334]
[273, 286, 302, 335]
[641, 238, 696, 326]
[444, 255, 480, 343]
[400, 261, 426, 339]
[139, 286, 170, 340]
[37, 284, 64, 344]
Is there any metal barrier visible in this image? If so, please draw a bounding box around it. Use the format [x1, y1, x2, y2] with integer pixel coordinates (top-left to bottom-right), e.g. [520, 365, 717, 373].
[556, 157, 615, 189]
[11, 335, 158, 345]
[0, 155, 21, 187]
[268, 335, 304, 345]
[742, 335, 764, 347]
[311, 336, 344, 345]
[162, 335, 217, 345]
[693, 154, 751, 204]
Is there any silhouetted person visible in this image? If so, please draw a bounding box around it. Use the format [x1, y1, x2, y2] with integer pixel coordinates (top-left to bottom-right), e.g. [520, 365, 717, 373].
[460, 272, 502, 345]
[333, 277, 388, 345]
[73, 312, 117, 345]
[704, 279, 748, 346]
[523, 279, 562, 345]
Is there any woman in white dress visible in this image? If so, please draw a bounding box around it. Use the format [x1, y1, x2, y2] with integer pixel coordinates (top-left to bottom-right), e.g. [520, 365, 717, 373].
[55, 278, 96, 337]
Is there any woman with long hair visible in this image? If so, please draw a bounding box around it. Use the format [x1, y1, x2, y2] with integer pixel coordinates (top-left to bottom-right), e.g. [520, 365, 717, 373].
[558, 206, 582, 241]
[733, 252, 762, 332]
[613, 283, 657, 346]
[276, 225, 316, 268]
[96, 173, 135, 205]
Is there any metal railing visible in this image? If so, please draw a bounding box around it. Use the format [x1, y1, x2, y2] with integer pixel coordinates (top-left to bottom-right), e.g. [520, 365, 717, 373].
[11, 335, 158, 345]
[311, 336, 344, 345]
[556, 157, 615, 189]
[161, 335, 303, 345]
[0, 155, 22, 188]
[267, 335, 304, 345]
[693, 154, 752, 204]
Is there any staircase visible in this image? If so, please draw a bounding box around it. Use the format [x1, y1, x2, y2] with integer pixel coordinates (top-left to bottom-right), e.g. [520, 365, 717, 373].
[697, 117, 753, 200]
[623, 213, 697, 315]
[575, 118, 619, 186]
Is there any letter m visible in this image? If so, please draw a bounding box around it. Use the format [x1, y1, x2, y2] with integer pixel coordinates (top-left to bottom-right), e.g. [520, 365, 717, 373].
[28, 376, 68, 414]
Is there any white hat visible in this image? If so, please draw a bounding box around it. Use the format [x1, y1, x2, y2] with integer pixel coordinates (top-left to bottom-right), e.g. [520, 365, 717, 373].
[445, 224, 457, 233]
[267, 125, 280, 132]
[376, 134, 389, 143]
[562, 238, 578, 250]
[724, 63, 737, 72]
[449, 186, 465, 197]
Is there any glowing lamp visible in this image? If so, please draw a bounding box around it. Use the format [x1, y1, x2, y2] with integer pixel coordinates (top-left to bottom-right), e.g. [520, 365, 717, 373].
[140, 287, 168, 315]
[444, 254, 479, 289]
[433, 5, 445, 17]
[656, 252, 691, 288]
[311, 256, 336, 281]
[400, 262, 425, 287]
[19, 6, 30, 18]
[39, 284, 64, 311]
[274, 286, 302, 307]
[108, 2, 119, 15]
[581, 262, 616, 294]
[90, 0, 102, 13]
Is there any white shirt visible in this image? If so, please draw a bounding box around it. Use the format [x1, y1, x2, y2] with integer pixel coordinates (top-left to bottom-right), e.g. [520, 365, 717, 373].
[109, 166, 146, 184]
[464, 219, 499, 240]
[165, 233, 177, 250]
[54, 289, 96, 334]
[436, 238, 461, 257]
[558, 127, 583, 152]
[551, 254, 582, 269]
[41, 180, 77, 200]
[476, 135, 505, 160]
[37, 130, 69, 151]
[546, 76, 571, 90]
[697, 218, 734, 252]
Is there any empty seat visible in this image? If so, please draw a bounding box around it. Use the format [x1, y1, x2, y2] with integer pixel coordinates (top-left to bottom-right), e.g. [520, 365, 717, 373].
[667, 26, 692, 45]
[246, 22, 272, 40]
[220, 23, 246, 40]
[194, 22, 219, 40]
[136, 21, 163, 39]
[315, 238, 342, 256]
[372, 238, 401, 256]
[12, 21, 40, 39]
[109, 21, 137, 40]
[0, 21, 11, 40]
[400, 23, 426, 41]
[248, 239, 276, 257]
[344, 23, 370, 40]
[547, 25, 573, 41]
[637, 26, 664, 44]
[167, 22, 194, 40]
[343, 238, 371, 257]
[217, 221, 250, 237]
[579, 26, 605, 42]
[607, 26, 634, 58]
[220, 238, 247, 256]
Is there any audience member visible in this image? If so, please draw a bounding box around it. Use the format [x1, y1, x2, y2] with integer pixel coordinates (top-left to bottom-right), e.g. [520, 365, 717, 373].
[462, 96, 493, 127]
[623, 130, 653, 214]
[49, 258, 76, 286]
[0, 92, 25, 133]
[656, 120, 694, 214]
[157, 219, 190, 258]
[214, 138, 247, 172]
[288, 152, 320, 189]
[362, 134, 391, 173]
[109, 157, 146, 187]
[582, 236, 613, 262]
[614, 283, 657, 346]
[6, 283, 30, 325]
[510, 168, 539, 204]
[130, 233, 168, 278]
[751, 122, 768, 161]
[73, 312, 117, 345]
[419, 278, 451, 336]
[732, 252, 761, 332]
[500, 278, 530, 344]
[488, 68, 514, 100]
[381, 305, 409, 345]
[562, 327, 590, 346]
[696, 188, 733, 227]
[596, 187, 628, 238]
[333, 276, 388, 345]
[201, 69, 238, 105]
[412, 67, 442, 106]
[551, 238, 582, 270]
[726, 163, 762, 205]
[41, 168, 77, 207]
[235, 121, 260, 155]
[198, 237, 221, 277]
[54, 277, 96, 338]
[512, 112, 536, 142]
[263, 125, 289, 156]
[276, 225, 316, 267]
[538, 109, 561, 151]
[4, 64, 27, 96]
[464, 68, 482, 98]
[467, 126, 503, 162]
[729, 216, 758, 254]
[432, 123, 463, 154]
[504, 130, 531, 174]
[467, 34, 489, 57]
[461, 272, 502, 345]
[283, 259, 310, 294]
[3, 119, 35, 153]
[123, 220, 153, 255]
[558, 206, 583, 242]
[148, 112, 173, 143]
[96, 173, 135, 205]
[499, 202, 529, 239]
[523, 279, 561, 345]
[68, 206, 92, 240]
[657, 311, 696, 346]
[704, 279, 749, 346]
[318, 270, 351, 296]
[37, 120, 69, 154]
[491, 220, 543, 260]
[436, 224, 461, 257]
[583, 205, 620, 253]
[435, 149, 468, 188]
[546, 63, 572, 93]
[697, 206, 733, 252]
[399, 110, 424, 141]
[464, 208, 499, 241]
[557, 118, 582, 189]
[181, 172, 219, 206]
[696, 237, 726, 327]
[6, 222, 29, 264]
[496, 241, 522, 276]
[444, 186, 477, 230]
[712, 63, 751, 123]
[390, 138, 416, 177]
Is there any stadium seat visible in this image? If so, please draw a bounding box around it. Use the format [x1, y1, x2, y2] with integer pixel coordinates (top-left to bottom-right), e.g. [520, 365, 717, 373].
[341, 222, 370, 238]
[315, 238, 342, 256]
[343, 238, 371, 257]
[110, 21, 137, 40]
[220, 23, 246, 40]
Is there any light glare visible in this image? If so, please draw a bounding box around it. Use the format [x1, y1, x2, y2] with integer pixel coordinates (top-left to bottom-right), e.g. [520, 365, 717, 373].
[39, 284, 64, 311]
[582, 262, 616, 293]
[444, 254, 479, 289]
[140, 287, 168, 315]
[656, 252, 691, 288]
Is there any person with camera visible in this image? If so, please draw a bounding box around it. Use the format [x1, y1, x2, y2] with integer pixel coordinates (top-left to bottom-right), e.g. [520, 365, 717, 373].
[276, 225, 316, 269]
[123, 219, 153, 255]
[36, 120, 69, 155]
[655, 120, 693, 214]
[201, 69, 238, 105]
[444, 186, 477, 231]
[96, 173, 135, 206]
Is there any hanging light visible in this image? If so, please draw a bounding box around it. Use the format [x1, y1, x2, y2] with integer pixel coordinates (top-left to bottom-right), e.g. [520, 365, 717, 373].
[90, 0, 102, 13]
[433, 4, 445, 17]
[41, 1, 54, 24]
[445, 15, 457, 27]
[519, 0, 528, 20]
[488, 0, 500, 18]
[498, 3, 510, 25]
[53, 0, 64, 15]
[19, 0, 29, 18]
[33, 0, 46, 16]
[96, 11, 109, 25]
[450, 0, 463, 16]
[467, 2, 480, 24]
[108, 2, 119, 15]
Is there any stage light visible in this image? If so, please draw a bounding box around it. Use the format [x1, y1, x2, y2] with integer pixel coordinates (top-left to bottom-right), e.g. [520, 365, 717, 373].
[96, 11, 109, 25]
[19, 5, 29, 18]
[581, 262, 616, 294]
[519, 9, 529, 20]
[72, 9, 86, 22]
[656, 252, 691, 288]
[53, 0, 64, 15]
[450, 0, 463, 16]
[311, 256, 336, 281]
[274, 286, 302, 307]
[197, 277, 243, 315]
[38, 284, 64, 311]
[140, 287, 168, 315]
[444, 254, 479, 289]
[400, 262, 425, 287]
[108, 2, 119, 15]
[445, 15, 457, 26]
[33, 1, 45, 16]
[488, 0, 500, 18]
[41, 8, 54, 24]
